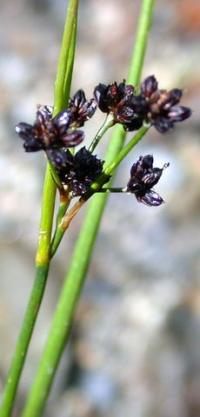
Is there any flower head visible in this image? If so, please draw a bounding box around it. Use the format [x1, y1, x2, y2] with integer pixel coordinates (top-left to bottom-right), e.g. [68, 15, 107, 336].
[127, 154, 169, 206]
[141, 75, 191, 133]
[69, 89, 97, 127]
[47, 147, 103, 197]
[94, 81, 147, 131]
[16, 105, 84, 152]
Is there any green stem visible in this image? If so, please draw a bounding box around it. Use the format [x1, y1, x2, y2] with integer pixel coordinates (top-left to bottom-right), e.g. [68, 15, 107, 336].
[0, 266, 49, 412]
[91, 126, 149, 192]
[63, 16, 78, 102]
[35, 165, 57, 266]
[0, 167, 56, 417]
[50, 198, 84, 258]
[50, 221, 66, 258]
[104, 126, 149, 176]
[54, 0, 79, 114]
[98, 187, 125, 193]
[0, 1, 79, 416]
[22, 195, 110, 417]
[88, 114, 114, 153]
[22, 2, 155, 416]
[50, 195, 71, 257]
[128, 0, 155, 87]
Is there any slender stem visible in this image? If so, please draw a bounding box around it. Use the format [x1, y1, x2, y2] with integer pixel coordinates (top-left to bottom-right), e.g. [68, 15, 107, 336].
[104, 126, 149, 176]
[35, 165, 57, 266]
[98, 187, 125, 193]
[0, 265, 50, 417]
[88, 114, 114, 153]
[128, 0, 155, 87]
[54, 0, 79, 113]
[22, 195, 110, 417]
[50, 198, 85, 257]
[90, 126, 149, 193]
[22, 2, 155, 416]
[59, 199, 83, 228]
[0, 2, 79, 416]
[0, 166, 56, 417]
[63, 16, 78, 102]
[50, 194, 71, 257]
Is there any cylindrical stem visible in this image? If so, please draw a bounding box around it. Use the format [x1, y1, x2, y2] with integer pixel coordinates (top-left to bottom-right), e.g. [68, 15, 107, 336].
[54, 0, 79, 113]
[0, 167, 56, 417]
[50, 194, 70, 257]
[91, 126, 149, 193]
[22, 194, 110, 417]
[50, 198, 85, 257]
[88, 114, 114, 153]
[0, 1, 79, 416]
[127, 0, 155, 86]
[98, 187, 125, 193]
[104, 126, 149, 176]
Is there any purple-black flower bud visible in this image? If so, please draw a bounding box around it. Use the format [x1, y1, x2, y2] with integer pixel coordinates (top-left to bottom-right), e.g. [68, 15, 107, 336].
[15, 122, 45, 152]
[47, 148, 74, 172]
[141, 75, 158, 98]
[137, 190, 164, 206]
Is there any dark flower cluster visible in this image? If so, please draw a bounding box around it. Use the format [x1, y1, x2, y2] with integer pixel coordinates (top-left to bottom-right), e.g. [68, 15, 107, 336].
[15, 90, 103, 197]
[16, 77, 191, 204]
[127, 154, 169, 206]
[140, 75, 191, 133]
[94, 81, 147, 131]
[16, 90, 96, 152]
[94, 76, 191, 133]
[47, 147, 103, 196]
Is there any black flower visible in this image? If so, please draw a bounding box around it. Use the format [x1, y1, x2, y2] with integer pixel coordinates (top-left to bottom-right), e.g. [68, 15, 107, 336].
[69, 90, 97, 127]
[16, 105, 84, 152]
[94, 81, 146, 131]
[127, 154, 169, 206]
[141, 75, 191, 133]
[47, 147, 103, 197]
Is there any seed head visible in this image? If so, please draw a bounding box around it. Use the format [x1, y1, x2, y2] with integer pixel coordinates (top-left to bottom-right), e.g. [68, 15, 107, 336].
[47, 147, 104, 197]
[127, 154, 169, 206]
[141, 75, 191, 133]
[16, 105, 84, 152]
[94, 81, 146, 131]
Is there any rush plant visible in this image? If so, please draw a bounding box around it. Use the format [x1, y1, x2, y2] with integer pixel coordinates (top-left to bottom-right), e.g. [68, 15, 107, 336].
[0, 1, 191, 417]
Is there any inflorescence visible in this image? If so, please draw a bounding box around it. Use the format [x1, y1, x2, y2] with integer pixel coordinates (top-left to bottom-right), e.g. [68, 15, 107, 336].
[127, 155, 169, 206]
[16, 75, 191, 205]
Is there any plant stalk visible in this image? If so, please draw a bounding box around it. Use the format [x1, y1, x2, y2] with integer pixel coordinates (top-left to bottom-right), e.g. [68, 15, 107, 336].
[0, 1, 79, 416]
[50, 194, 71, 257]
[21, 2, 155, 417]
[91, 125, 149, 192]
[88, 114, 114, 153]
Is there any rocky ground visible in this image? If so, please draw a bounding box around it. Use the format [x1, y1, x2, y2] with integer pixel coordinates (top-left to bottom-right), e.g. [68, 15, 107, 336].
[0, 1, 200, 416]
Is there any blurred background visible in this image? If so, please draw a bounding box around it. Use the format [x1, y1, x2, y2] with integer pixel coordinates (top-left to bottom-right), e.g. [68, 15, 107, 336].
[0, 0, 200, 416]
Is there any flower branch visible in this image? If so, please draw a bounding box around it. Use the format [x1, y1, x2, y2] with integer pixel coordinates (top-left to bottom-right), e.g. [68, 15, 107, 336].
[88, 114, 114, 152]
